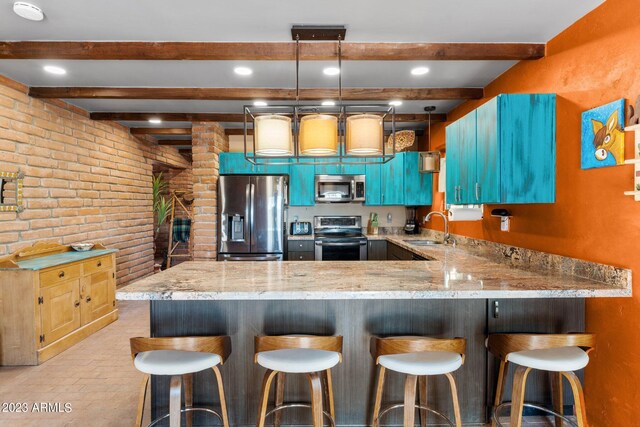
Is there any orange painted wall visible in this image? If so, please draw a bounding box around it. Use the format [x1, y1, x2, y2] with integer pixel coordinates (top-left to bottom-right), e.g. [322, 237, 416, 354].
[422, 0, 640, 424]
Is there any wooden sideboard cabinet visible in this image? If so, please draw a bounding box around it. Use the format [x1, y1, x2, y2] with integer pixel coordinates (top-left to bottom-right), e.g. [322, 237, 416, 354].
[0, 242, 119, 365]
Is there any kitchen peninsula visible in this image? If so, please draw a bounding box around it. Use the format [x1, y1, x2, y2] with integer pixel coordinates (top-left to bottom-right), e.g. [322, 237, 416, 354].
[117, 237, 630, 425]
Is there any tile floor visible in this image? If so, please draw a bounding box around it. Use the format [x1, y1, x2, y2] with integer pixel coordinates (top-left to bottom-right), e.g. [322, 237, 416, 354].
[0, 300, 565, 427]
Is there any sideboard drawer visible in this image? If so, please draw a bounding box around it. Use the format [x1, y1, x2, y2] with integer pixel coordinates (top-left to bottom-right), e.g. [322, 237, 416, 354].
[83, 255, 113, 275]
[40, 263, 82, 287]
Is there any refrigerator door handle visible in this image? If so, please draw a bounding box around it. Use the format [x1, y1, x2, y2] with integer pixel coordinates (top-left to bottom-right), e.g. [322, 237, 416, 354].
[249, 182, 256, 248]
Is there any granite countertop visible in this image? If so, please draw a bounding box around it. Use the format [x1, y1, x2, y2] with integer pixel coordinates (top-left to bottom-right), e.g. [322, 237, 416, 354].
[116, 237, 631, 300]
[1, 249, 118, 271]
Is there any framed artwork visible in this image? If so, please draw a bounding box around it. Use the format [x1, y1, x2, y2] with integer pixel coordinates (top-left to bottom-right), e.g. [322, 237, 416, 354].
[581, 99, 625, 169]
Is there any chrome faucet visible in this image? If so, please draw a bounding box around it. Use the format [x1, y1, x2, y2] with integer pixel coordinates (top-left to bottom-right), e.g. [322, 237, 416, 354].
[424, 211, 455, 246]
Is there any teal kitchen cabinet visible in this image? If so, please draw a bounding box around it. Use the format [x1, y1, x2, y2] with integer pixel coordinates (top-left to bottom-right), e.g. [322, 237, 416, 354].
[365, 154, 404, 205]
[289, 161, 315, 206]
[445, 93, 556, 204]
[315, 158, 366, 175]
[403, 152, 433, 206]
[219, 152, 290, 175]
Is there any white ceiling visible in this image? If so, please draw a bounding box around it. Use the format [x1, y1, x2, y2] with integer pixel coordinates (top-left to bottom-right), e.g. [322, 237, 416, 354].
[0, 0, 603, 42]
[0, 0, 604, 118]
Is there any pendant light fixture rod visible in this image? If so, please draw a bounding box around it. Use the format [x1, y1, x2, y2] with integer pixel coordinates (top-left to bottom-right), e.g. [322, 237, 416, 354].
[338, 37, 343, 105]
[295, 35, 300, 104]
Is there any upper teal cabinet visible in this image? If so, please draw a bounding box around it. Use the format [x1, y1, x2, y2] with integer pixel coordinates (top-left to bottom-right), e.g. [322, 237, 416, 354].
[366, 156, 405, 206]
[289, 161, 315, 206]
[445, 94, 556, 204]
[219, 152, 290, 175]
[314, 158, 366, 175]
[404, 152, 433, 206]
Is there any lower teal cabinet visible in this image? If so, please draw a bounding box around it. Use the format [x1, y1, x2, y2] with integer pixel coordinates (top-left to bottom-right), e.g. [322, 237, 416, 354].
[404, 152, 433, 206]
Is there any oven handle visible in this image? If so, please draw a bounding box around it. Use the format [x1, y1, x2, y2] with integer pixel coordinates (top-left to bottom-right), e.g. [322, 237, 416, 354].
[315, 241, 367, 247]
[221, 255, 281, 261]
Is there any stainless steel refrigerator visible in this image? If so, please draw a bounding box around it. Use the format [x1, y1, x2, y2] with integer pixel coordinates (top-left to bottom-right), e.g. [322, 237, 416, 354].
[217, 175, 286, 261]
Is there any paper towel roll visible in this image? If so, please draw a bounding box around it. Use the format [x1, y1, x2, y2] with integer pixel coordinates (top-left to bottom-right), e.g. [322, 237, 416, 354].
[448, 206, 483, 221]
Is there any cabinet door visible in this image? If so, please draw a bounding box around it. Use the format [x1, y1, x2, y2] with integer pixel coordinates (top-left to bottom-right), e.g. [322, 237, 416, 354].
[219, 152, 254, 174]
[365, 162, 382, 205]
[289, 162, 315, 206]
[259, 162, 290, 175]
[499, 94, 556, 203]
[381, 154, 404, 205]
[314, 158, 341, 175]
[367, 240, 388, 260]
[445, 121, 460, 204]
[403, 152, 433, 206]
[476, 98, 500, 203]
[40, 279, 81, 346]
[342, 158, 366, 175]
[457, 111, 478, 204]
[81, 270, 115, 325]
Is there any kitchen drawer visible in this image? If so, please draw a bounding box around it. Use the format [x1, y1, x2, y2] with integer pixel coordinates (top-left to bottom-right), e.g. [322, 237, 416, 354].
[40, 263, 82, 287]
[288, 251, 315, 261]
[288, 240, 314, 252]
[387, 242, 413, 260]
[83, 255, 113, 275]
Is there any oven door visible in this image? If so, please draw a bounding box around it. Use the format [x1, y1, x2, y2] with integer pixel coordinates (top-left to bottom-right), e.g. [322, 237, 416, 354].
[314, 239, 367, 261]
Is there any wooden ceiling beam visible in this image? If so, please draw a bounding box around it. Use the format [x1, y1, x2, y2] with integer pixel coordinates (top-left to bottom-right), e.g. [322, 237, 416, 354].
[157, 139, 193, 146]
[90, 112, 447, 123]
[30, 87, 482, 100]
[0, 41, 545, 61]
[130, 128, 191, 135]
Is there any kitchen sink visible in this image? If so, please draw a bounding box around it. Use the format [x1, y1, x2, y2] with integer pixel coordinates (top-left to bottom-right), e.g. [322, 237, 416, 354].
[407, 240, 443, 246]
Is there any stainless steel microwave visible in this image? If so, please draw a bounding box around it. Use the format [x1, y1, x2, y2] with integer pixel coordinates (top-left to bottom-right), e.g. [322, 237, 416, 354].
[314, 175, 366, 203]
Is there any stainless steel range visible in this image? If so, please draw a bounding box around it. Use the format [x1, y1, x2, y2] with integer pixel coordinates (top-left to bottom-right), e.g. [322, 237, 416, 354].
[314, 216, 367, 261]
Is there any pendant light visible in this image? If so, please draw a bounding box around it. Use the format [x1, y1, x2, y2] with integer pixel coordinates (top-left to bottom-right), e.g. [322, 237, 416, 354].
[254, 114, 293, 156]
[346, 114, 383, 155]
[299, 114, 338, 155]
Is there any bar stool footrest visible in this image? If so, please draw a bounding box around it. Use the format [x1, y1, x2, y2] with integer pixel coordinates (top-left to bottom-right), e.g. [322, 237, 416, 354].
[147, 407, 223, 427]
[493, 402, 578, 427]
[265, 402, 336, 427]
[376, 403, 455, 427]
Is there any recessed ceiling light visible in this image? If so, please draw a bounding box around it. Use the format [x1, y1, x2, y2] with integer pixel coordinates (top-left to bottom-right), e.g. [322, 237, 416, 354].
[323, 67, 340, 76]
[43, 65, 66, 75]
[389, 100, 403, 107]
[253, 101, 268, 107]
[13, 2, 44, 21]
[321, 100, 336, 106]
[148, 118, 162, 124]
[234, 66, 253, 76]
[411, 66, 430, 76]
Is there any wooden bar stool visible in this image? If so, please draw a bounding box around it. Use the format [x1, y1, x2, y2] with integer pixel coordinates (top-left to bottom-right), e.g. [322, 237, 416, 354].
[130, 336, 231, 427]
[254, 335, 343, 427]
[487, 333, 595, 427]
[370, 336, 466, 427]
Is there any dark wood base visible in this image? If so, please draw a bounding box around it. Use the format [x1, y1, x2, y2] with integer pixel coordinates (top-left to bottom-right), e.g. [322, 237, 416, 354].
[149, 299, 584, 426]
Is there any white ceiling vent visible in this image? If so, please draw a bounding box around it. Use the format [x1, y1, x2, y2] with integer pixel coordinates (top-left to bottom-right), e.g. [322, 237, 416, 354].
[13, 2, 44, 21]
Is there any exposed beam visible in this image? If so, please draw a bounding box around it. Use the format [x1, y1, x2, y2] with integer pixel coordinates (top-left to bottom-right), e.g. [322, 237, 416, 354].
[0, 41, 545, 61]
[130, 128, 191, 135]
[90, 112, 447, 123]
[157, 139, 193, 146]
[226, 129, 252, 136]
[30, 87, 482, 100]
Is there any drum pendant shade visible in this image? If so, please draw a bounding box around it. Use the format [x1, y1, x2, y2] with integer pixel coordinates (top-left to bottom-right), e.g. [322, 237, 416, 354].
[346, 114, 383, 155]
[299, 114, 338, 156]
[254, 115, 293, 156]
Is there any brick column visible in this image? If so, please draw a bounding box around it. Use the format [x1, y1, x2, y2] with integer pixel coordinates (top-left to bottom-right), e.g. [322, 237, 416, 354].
[191, 122, 228, 260]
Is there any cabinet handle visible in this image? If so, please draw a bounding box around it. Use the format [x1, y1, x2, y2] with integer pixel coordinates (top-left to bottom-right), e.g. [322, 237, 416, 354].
[493, 301, 499, 318]
[475, 182, 480, 201]
[97, 261, 102, 267]
[382, 194, 385, 203]
[86, 296, 92, 303]
[74, 300, 80, 308]
[299, 256, 303, 260]
[58, 271, 65, 278]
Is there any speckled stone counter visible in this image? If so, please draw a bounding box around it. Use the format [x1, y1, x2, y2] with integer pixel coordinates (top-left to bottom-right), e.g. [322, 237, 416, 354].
[117, 241, 630, 300]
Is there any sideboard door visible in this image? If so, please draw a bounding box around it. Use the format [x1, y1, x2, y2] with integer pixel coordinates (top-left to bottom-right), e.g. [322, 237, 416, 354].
[40, 279, 81, 346]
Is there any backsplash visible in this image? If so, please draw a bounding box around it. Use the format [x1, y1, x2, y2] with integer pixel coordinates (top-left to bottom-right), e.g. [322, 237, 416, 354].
[287, 205, 407, 227]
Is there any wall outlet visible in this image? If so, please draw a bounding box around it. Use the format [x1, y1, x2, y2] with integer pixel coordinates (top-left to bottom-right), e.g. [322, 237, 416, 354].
[500, 217, 511, 232]
[387, 213, 392, 224]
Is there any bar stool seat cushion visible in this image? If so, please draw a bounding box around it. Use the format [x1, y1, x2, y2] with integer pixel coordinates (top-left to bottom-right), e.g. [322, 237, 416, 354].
[507, 346, 589, 372]
[134, 350, 221, 375]
[378, 351, 463, 376]
[257, 349, 341, 373]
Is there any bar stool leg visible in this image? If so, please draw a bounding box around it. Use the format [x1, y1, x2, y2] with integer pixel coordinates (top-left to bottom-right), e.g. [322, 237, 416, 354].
[418, 376, 428, 427]
[135, 374, 149, 427]
[183, 373, 193, 427]
[212, 366, 230, 427]
[403, 374, 418, 427]
[323, 369, 336, 419]
[274, 372, 286, 427]
[307, 372, 325, 427]
[444, 373, 462, 427]
[491, 361, 509, 427]
[509, 366, 532, 427]
[551, 371, 564, 427]
[257, 369, 277, 427]
[372, 366, 386, 427]
[562, 371, 587, 427]
[169, 375, 183, 427]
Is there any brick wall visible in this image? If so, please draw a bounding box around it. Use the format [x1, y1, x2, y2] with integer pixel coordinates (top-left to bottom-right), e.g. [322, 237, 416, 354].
[191, 122, 228, 260]
[0, 75, 190, 286]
